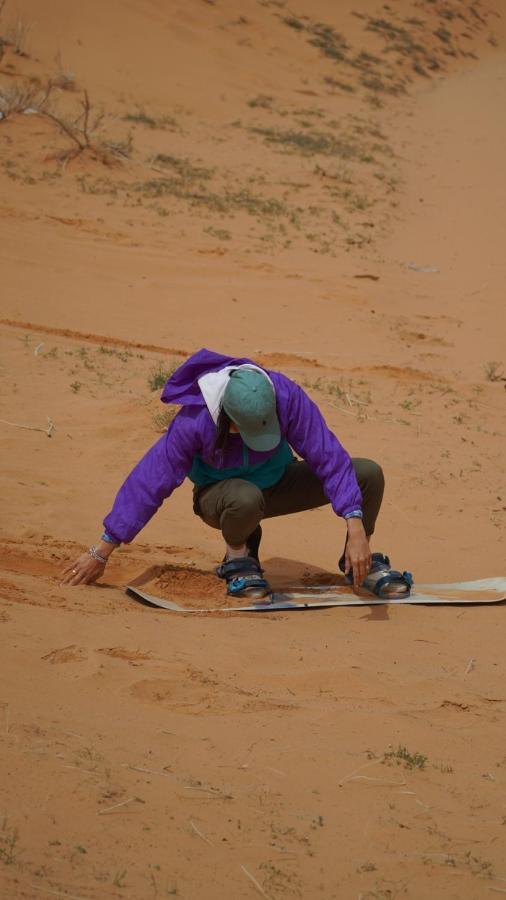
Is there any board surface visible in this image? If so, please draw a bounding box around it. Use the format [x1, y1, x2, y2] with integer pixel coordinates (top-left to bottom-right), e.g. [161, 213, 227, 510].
[126, 577, 506, 613]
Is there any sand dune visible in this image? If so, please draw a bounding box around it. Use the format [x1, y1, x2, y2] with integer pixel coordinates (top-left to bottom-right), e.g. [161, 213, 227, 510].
[1, 1, 505, 897]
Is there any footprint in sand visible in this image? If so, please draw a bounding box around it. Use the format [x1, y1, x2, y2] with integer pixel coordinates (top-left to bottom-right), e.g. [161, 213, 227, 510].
[42, 645, 88, 664]
[129, 676, 214, 712]
[97, 647, 153, 663]
[129, 676, 299, 716]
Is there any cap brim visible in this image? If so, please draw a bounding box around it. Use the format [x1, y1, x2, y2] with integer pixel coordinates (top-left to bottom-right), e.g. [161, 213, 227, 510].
[239, 412, 281, 452]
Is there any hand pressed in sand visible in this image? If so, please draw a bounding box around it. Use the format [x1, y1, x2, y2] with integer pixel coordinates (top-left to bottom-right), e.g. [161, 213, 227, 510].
[60, 541, 116, 586]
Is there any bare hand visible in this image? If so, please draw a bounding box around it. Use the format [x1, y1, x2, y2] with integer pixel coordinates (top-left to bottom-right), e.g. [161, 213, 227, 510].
[344, 523, 371, 591]
[61, 552, 106, 586]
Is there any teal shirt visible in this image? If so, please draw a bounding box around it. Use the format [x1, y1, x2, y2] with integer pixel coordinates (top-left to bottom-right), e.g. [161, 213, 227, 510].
[189, 440, 295, 489]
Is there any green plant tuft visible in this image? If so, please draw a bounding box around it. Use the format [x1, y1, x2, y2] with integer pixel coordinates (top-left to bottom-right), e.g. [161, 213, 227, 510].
[384, 745, 427, 770]
[148, 363, 177, 392]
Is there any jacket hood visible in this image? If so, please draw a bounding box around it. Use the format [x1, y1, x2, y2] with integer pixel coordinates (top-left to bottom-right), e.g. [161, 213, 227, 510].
[161, 348, 257, 405]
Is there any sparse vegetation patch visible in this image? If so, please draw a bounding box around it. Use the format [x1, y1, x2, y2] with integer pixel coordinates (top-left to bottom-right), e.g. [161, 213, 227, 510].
[279, 2, 493, 99]
[384, 744, 427, 770]
[248, 94, 274, 109]
[0, 820, 19, 865]
[152, 154, 214, 182]
[0, 0, 493, 260]
[122, 110, 178, 130]
[251, 126, 377, 162]
[484, 361, 505, 383]
[134, 177, 287, 218]
[204, 225, 232, 240]
[148, 363, 177, 392]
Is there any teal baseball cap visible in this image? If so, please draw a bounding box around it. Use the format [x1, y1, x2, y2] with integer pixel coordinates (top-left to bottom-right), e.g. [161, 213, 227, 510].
[223, 369, 281, 452]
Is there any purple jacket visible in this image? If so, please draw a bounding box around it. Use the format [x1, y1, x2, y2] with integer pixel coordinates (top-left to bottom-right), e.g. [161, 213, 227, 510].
[103, 349, 362, 542]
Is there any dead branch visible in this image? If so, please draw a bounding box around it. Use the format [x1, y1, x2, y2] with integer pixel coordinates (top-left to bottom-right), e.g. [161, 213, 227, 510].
[82, 89, 90, 145]
[41, 105, 85, 149]
[0, 416, 54, 437]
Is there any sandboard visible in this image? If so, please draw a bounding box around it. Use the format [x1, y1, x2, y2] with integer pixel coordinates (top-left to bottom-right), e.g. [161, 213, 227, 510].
[126, 577, 506, 613]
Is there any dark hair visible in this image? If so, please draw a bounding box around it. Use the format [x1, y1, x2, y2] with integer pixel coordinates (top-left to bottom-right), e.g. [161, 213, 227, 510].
[214, 405, 232, 455]
[213, 369, 238, 457]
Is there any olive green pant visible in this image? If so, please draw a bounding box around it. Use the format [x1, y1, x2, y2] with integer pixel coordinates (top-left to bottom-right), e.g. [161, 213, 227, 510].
[194, 458, 384, 547]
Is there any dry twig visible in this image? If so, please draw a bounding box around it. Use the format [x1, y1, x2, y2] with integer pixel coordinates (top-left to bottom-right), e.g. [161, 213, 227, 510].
[6, 14, 31, 56]
[0, 81, 52, 118]
[0, 416, 54, 437]
[347, 775, 406, 786]
[41, 90, 95, 154]
[1, 702, 9, 734]
[338, 756, 385, 786]
[465, 658, 476, 675]
[97, 797, 135, 815]
[123, 764, 174, 780]
[41, 90, 128, 164]
[240, 865, 272, 900]
[29, 885, 88, 900]
[190, 820, 214, 846]
[183, 785, 232, 799]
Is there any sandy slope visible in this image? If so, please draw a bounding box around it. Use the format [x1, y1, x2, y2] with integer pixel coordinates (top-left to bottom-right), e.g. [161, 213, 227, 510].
[1, 1, 505, 898]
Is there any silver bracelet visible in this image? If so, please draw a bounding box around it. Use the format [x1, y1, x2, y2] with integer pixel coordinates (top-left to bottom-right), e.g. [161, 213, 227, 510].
[88, 545, 108, 565]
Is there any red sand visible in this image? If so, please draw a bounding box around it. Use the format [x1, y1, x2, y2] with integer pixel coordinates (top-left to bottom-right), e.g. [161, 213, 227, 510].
[1, 1, 505, 897]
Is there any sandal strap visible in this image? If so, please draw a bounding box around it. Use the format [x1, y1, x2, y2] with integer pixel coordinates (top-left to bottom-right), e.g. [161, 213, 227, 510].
[340, 551, 391, 580]
[216, 556, 264, 581]
[341, 551, 413, 595]
[370, 552, 391, 569]
[227, 574, 270, 596]
[371, 570, 413, 597]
